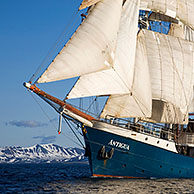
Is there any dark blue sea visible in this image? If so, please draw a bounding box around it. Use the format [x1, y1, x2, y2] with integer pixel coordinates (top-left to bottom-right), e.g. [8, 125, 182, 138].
[1, 162, 194, 194]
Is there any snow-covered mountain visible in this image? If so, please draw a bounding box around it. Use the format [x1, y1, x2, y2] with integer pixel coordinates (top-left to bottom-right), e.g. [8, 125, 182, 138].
[0, 144, 86, 163]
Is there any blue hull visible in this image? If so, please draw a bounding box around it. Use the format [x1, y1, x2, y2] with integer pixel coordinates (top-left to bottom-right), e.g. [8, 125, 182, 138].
[84, 125, 194, 178]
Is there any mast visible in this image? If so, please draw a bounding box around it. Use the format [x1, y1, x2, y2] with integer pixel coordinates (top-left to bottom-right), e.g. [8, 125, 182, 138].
[23, 82, 95, 127]
[24, 0, 194, 126]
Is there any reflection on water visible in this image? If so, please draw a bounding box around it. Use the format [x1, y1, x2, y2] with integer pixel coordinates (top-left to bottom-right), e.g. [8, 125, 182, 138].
[0, 162, 194, 194]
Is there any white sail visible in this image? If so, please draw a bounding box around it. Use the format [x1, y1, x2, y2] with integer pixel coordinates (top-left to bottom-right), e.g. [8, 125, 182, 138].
[168, 23, 194, 114]
[144, 30, 194, 124]
[100, 30, 152, 118]
[67, 69, 129, 99]
[101, 30, 194, 123]
[37, 0, 123, 83]
[140, 0, 194, 29]
[149, 100, 189, 124]
[168, 23, 185, 40]
[169, 22, 194, 42]
[79, 0, 101, 10]
[189, 86, 194, 113]
[67, 0, 140, 99]
[189, 60, 194, 113]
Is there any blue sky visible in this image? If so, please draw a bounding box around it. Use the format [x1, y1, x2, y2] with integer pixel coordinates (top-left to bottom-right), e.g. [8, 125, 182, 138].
[0, 0, 86, 148]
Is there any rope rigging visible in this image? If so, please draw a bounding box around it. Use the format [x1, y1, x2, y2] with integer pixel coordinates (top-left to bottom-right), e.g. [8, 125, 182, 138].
[28, 90, 84, 148]
[64, 118, 85, 149]
[29, 1, 84, 84]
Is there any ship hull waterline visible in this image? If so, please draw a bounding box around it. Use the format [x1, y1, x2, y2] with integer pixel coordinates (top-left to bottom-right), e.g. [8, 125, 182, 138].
[83, 123, 194, 179]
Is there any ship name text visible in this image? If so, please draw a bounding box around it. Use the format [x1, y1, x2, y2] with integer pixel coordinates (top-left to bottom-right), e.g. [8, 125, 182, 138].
[108, 139, 130, 150]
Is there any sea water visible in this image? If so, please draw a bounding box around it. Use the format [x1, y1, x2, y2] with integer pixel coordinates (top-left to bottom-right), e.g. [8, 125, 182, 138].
[1, 162, 194, 194]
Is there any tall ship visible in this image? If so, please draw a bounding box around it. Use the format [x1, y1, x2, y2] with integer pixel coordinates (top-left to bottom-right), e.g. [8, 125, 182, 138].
[24, 0, 194, 178]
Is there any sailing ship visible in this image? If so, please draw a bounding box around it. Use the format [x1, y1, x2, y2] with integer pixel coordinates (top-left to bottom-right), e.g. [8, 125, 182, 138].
[24, 0, 194, 178]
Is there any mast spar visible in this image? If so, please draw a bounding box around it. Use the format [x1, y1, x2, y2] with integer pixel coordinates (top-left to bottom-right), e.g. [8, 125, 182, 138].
[23, 82, 95, 127]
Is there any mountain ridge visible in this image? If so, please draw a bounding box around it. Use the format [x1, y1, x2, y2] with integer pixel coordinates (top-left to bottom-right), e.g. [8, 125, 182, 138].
[0, 144, 86, 163]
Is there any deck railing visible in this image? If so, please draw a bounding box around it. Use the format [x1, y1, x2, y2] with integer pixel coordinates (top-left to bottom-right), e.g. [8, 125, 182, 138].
[104, 117, 175, 141]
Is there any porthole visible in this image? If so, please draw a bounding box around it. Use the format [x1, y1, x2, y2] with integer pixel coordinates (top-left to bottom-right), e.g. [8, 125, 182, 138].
[166, 144, 169, 147]
[157, 141, 160, 144]
[145, 137, 148, 141]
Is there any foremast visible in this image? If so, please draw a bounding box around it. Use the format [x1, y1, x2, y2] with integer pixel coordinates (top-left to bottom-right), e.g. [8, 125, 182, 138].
[23, 82, 95, 127]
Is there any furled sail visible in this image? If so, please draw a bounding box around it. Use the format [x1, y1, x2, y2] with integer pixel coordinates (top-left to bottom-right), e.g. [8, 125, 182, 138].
[140, 0, 194, 30]
[79, 0, 101, 10]
[67, 0, 140, 99]
[37, 0, 123, 83]
[143, 30, 194, 124]
[100, 30, 152, 118]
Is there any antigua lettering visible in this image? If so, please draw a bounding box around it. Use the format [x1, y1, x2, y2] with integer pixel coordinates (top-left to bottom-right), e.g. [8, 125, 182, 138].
[108, 139, 130, 150]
